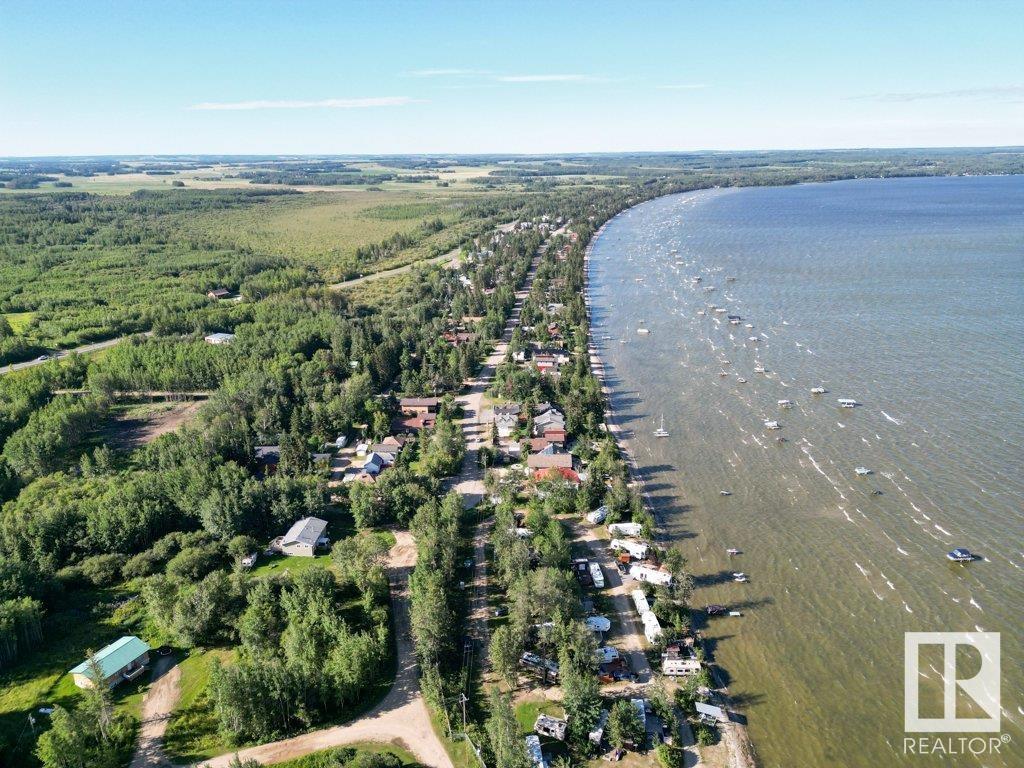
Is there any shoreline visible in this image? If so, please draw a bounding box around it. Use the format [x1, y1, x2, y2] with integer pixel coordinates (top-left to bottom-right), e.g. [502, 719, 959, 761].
[582, 199, 760, 768]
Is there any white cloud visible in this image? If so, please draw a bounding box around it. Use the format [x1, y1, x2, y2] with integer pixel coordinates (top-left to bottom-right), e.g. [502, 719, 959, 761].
[497, 74, 593, 83]
[406, 68, 489, 77]
[849, 85, 1024, 103]
[657, 84, 709, 90]
[188, 96, 419, 111]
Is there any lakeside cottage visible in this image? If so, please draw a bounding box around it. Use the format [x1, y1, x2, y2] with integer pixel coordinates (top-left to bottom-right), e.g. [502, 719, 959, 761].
[70, 636, 150, 689]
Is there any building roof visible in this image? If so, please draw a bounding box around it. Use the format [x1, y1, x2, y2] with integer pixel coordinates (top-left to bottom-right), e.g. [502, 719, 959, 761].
[695, 702, 727, 721]
[204, 332, 235, 343]
[282, 516, 328, 548]
[527, 452, 573, 469]
[254, 445, 281, 464]
[532, 467, 581, 484]
[493, 403, 521, 417]
[399, 397, 440, 408]
[70, 635, 150, 679]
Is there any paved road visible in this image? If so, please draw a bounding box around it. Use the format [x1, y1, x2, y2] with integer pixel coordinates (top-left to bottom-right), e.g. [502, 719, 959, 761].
[0, 332, 153, 376]
[200, 532, 452, 768]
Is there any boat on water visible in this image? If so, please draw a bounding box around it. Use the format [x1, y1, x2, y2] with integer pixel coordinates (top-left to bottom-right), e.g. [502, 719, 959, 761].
[754, 365, 766, 373]
[778, 399, 794, 408]
[653, 415, 669, 438]
[730, 319, 741, 325]
[811, 387, 826, 395]
[728, 610, 742, 617]
[947, 548, 975, 563]
[744, 323, 754, 329]
[706, 604, 727, 616]
[726, 548, 741, 555]
[636, 327, 650, 335]
[697, 309, 706, 316]
[737, 377, 747, 383]
[719, 490, 732, 497]
[748, 336, 759, 342]
[726, 276, 737, 282]
[838, 398, 858, 408]
[855, 466, 872, 476]
[719, 371, 729, 377]
[732, 572, 749, 583]
[764, 420, 781, 430]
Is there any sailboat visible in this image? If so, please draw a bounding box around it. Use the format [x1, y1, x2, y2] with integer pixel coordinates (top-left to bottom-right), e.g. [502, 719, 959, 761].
[654, 415, 669, 438]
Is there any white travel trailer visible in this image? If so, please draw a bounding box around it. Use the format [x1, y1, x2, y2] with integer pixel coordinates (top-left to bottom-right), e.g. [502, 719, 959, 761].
[608, 522, 643, 538]
[586, 505, 608, 524]
[642, 612, 663, 644]
[631, 589, 651, 615]
[629, 564, 674, 587]
[588, 561, 605, 589]
[611, 538, 648, 560]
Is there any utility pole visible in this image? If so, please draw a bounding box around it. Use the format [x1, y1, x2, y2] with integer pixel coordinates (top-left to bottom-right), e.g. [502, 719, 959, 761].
[458, 692, 469, 731]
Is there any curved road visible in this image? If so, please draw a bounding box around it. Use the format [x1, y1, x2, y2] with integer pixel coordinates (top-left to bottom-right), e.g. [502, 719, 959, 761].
[200, 532, 452, 768]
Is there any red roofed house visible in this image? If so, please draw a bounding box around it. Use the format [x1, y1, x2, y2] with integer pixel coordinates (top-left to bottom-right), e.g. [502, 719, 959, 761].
[532, 467, 581, 486]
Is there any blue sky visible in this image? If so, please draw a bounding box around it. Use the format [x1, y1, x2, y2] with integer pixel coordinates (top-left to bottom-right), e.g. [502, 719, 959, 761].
[2, 0, 1022, 155]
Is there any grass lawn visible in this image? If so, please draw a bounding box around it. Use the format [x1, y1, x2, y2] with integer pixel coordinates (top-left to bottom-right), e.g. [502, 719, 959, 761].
[3, 312, 36, 334]
[162, 647, 234, 763]
[0, 589, 153, 768]
[515, 698, 569, 763]
[249, 553, 336, 578]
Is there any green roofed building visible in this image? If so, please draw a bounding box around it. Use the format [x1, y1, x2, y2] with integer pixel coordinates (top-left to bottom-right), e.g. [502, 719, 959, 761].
[69, 635, 151, 689]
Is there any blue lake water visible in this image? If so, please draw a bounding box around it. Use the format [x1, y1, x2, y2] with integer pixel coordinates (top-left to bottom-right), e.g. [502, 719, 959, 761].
[587, 175, 1023, 767]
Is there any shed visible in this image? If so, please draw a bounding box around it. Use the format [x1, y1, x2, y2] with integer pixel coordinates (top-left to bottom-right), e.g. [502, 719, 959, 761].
[70, 636, 150, 689]
[696, 702, 727, 725]
[204, 332, 235, 345]
[280, 516, 328, 557]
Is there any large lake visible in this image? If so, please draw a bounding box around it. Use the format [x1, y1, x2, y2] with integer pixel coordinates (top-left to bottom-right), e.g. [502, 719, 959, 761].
[587, 176, 1023, 767]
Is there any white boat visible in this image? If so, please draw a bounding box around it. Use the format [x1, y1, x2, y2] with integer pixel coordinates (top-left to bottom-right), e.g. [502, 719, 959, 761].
[753, 365, 766, 373]
[730, 318, 741, 325]
[838, 398, 858, 408]
[811, 387, 826, 395]
[737, 377, 747, 383]
[720, 490, 732, 496]
[719, 371, 729, 377]
[728, 610, 742, 616]
[763, 420, 781, 430]
[726, 548, 741, 555]
[732, 572, 749, 583]
[947, 547, 974, 563]
[714, 307, 727, 313]
[697, 309, 706, 316]
[726, 276, 737, 282]
[637, 327, 650, 335]
[778, 399, 793, 408]
[748, 336, 759, 342]
[855, 467, 872, 476]
[653, 415, 669, 438]
[720, 359, 731, 365]
[744, 323, 754, 329]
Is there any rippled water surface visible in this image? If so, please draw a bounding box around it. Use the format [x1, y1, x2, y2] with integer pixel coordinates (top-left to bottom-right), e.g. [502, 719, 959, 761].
[587, 176, 1023, 767]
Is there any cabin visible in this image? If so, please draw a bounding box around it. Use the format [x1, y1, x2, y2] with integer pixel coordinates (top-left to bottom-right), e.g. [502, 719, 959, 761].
[254, 445, 281, 474]
[534, 714, 567, 741]
[695, 702, 727, 726]
[204, 332, 235, 345]
[70, 636, 151, 689]
[398, 397, 440, 415]
[207, 288, 231, 300]
[527, 452, 573, 470]
[278, 516, 328, 557]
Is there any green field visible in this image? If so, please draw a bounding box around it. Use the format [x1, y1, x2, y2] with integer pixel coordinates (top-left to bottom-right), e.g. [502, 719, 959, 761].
[3, 312, 36, 334]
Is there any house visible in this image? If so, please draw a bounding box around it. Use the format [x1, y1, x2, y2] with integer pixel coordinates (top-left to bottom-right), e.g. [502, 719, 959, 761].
[495, 412, 518, 439]
[611, 538, 648, 560]
[540, 428, 566, 446]
[608, 522, 643, 538]
[629, 564, 674, 587]
[443, 330, 478, 346]
[527, 452, 573, 470]
[493, 403, 522, 418]
[363, 452, 389, 477]
[399, 397, 440, 415]
[254, 446, 281, 474]
[367, 444, 400, 463]
[525, 735, 547, 768]
[532, 467, 580, 486]
[533, 354, 558, 376]
[534, 714, 567, 741]
[586, 505, 609, 525]
[70, 636, 150, 689]
[204, 332, 235, 345]
[207, 288, 231, 300]
[533, 409, 565, 435]
[278, 516, 328, 557]
[392, 412, 436, 433]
